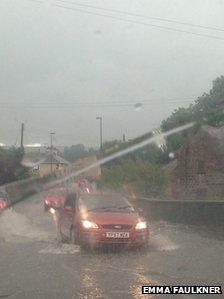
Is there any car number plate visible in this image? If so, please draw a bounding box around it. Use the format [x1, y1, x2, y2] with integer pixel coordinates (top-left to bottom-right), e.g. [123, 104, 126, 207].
[106, 232, 130, 238]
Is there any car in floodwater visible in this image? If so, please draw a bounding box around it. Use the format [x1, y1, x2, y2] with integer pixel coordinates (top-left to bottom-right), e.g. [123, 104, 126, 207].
[75, 178, 93, 194]
[0, 191, 10, 211]
[44, 188, 68, 211]
[57, 193, 149, 249]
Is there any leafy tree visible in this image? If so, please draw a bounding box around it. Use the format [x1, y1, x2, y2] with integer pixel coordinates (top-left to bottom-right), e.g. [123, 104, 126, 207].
[62, 144, 87, 162]
[161, 75, 224, 151]
[193, 76, 224, 127]
[0, 147, 29, 185]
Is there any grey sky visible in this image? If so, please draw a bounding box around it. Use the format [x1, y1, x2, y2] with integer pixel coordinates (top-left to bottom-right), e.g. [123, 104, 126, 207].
[1, 0, 224, 147]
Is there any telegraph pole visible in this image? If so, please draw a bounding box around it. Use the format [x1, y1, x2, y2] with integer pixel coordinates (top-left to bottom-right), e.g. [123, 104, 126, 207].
[96, 116, 103, 150]
[20, 123, 25, 151]
[50, 132, 55, 174]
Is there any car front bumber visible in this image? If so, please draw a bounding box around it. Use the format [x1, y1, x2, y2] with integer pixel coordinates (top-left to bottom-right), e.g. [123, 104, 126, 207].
[79, 226, 149, 247]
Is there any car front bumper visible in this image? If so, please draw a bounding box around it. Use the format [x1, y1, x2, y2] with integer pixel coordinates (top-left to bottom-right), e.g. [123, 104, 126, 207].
[79, 229, 149, 247]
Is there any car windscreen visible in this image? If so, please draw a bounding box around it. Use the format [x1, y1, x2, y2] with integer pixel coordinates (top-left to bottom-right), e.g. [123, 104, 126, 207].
[79, 195, 135, 212]
[47, 190, 67, 197]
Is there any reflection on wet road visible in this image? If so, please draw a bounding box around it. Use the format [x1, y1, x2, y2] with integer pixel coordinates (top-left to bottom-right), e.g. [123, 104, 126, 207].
[0, 193, 223, 298]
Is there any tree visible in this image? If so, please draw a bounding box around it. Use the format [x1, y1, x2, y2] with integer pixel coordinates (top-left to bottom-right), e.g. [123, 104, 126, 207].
[0, 147, 29, 185]
[161, 75, 224, 151]
[62, 144, 87, 162]
[193, 76, 224, 127]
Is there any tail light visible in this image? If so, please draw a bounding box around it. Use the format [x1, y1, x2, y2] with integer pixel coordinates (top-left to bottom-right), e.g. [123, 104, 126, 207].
[0, 200, 7, 209]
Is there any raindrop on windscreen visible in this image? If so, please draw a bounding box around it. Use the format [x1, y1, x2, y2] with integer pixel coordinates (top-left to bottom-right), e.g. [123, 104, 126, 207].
[169, 152, 175, 159]
[134, 103, 143, 111]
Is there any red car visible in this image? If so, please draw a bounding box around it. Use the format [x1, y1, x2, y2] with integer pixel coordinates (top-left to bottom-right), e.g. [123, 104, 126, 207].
[44, 188, 67, 211]
[0, 192, 10, 211]
[57, 193, 149, 249]
[76, 179, 92, 194]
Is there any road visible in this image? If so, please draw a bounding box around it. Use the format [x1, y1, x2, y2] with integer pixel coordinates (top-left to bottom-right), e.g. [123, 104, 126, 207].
[0, 193, 223, 299]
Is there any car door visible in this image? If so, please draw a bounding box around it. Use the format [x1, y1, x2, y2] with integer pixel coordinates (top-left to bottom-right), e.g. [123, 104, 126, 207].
[60, 193, 77, 238]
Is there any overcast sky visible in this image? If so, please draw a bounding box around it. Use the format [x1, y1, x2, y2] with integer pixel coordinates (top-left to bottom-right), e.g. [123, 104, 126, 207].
[1, 0, 224, 147]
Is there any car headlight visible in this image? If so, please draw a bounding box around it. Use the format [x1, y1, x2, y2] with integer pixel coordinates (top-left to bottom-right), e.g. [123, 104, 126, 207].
[135, 221, 147, 230]
[49, 208, 56, 215]
[82, 220, 99, 229]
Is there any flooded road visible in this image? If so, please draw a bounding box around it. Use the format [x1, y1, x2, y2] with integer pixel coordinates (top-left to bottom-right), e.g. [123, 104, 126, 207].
[0, 193, 223, 299]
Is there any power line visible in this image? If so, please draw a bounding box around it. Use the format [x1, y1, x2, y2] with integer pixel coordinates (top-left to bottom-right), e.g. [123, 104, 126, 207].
[0, 102, 194, 109]
[52, 4, 224, 41]
[0, 98, 195, 105]
[0, 99, 193, 105]
[55, 0, 224, 33]
[0, 98, 193, 103]
[28, 0, 224, 41]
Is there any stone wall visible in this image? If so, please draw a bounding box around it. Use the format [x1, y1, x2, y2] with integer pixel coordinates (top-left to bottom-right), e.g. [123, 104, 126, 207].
[175, 129, 224, 200]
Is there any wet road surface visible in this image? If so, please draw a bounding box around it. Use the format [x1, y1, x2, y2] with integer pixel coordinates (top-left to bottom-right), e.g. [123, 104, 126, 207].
[0, 193, 223, 299]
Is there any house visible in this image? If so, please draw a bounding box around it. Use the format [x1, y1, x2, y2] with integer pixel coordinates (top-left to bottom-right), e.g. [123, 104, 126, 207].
[37, 153, 70, 177]
[174, 125, 224, 200]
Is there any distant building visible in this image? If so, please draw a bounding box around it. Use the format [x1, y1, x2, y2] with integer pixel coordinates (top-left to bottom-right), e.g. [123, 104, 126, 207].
[173, 125, 224, 200]
[24, 145, 47, 154]
[38, 154, 70, 177]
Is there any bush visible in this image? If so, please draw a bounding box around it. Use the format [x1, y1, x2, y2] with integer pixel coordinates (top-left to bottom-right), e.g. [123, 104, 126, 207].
[0, 147, 29, 185]
[101, 160, 170, 197]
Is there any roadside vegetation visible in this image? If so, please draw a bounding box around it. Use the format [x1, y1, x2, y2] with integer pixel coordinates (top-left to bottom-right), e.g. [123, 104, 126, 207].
[101, 159, 170, 197]
[0, 147, 29, 185]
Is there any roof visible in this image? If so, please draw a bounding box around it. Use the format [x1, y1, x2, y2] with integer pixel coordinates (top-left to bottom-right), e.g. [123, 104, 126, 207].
[40, 154, 70, 165]
[201, 125, 224, 147]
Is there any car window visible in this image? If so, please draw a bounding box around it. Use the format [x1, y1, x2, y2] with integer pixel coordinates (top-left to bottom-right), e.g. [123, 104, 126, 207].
[47, 190, 66, 197]
[79, 195, 134, 212]
[64, 193, 77, 207]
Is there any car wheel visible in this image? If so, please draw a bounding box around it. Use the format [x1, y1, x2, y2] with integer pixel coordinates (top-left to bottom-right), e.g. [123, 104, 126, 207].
[57, 223, 67, 243]
[139, 240, 149, 252]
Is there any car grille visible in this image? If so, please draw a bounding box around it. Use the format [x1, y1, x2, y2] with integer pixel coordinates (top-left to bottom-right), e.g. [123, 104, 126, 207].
[101, 224, 132, 230]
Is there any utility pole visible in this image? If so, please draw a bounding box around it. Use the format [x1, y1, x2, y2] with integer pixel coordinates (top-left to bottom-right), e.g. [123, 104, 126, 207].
[96, 116, 103, 150]
[50, 132, 55, 174]
[20, 123, 25, 151]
